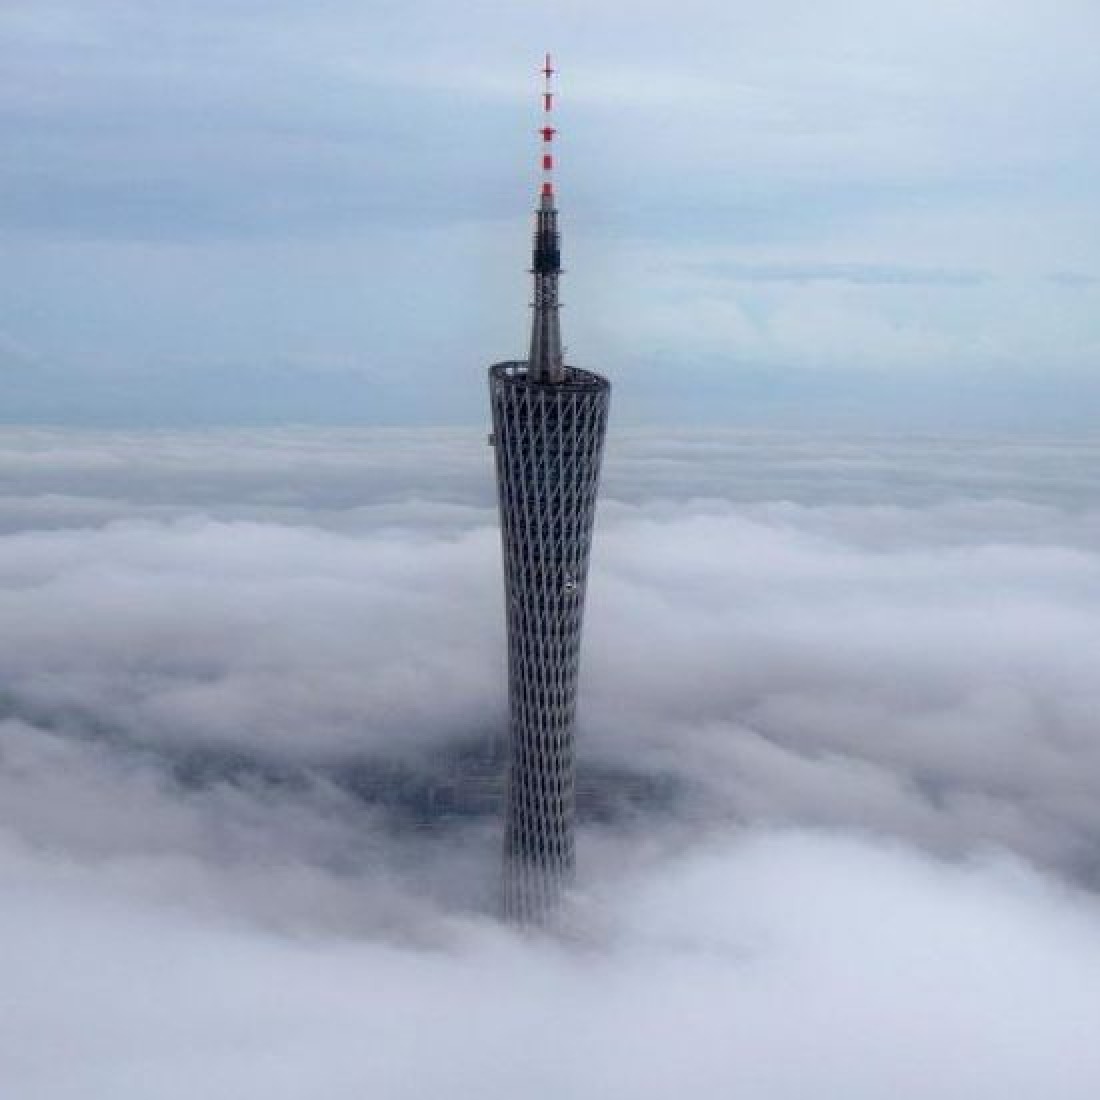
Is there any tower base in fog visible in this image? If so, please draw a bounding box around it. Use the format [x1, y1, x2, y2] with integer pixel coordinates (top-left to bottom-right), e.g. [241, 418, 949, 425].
[489, 360, 610, 927]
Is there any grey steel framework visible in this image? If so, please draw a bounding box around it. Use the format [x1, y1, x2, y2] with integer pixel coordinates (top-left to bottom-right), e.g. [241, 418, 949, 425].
[490, 361, 609, 924]
[488, 66, 610, 925]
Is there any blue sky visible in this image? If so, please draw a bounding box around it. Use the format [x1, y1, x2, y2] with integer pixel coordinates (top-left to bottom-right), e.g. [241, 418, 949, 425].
[2, 0, 1099, 429]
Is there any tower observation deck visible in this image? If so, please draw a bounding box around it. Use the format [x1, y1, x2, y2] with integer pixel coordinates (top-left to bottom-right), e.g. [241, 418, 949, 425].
[488, 55, 611, 927]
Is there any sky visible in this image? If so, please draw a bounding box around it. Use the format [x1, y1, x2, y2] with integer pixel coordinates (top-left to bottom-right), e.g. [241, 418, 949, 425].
[3, 425, 1100, 1096]
[2, 0, 1100, 428]
[4, 4, 1100, 1095]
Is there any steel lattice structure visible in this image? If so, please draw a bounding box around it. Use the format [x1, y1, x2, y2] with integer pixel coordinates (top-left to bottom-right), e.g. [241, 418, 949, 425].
[488, 55, 610, 926]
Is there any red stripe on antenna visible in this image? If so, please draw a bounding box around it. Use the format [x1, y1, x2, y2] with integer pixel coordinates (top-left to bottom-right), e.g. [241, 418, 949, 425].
[538, 53, 556, 199]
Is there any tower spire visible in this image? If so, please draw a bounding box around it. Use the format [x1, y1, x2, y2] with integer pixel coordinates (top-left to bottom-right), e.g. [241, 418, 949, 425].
[488, 53, 612, 928]
[540, 51, 556, 201]
[528, 52, 564, 383]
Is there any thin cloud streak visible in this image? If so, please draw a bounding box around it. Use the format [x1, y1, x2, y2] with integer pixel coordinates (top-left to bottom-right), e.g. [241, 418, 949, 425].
[691, 261, 993, 286]
[3, 1, 1100, 422]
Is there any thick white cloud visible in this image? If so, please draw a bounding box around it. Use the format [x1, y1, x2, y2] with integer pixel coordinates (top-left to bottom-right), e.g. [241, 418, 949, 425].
[5, 827, 1100, 1099]
[2, 426, 1100, 1096]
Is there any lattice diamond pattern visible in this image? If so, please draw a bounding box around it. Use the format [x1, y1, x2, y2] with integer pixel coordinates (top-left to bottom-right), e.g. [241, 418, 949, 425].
[489, 360, 610, 927]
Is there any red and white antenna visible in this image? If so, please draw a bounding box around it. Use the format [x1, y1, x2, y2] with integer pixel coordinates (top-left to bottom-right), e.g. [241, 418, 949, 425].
[540, 52, 556, 200]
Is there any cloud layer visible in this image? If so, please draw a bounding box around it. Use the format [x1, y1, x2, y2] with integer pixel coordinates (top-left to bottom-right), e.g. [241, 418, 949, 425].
[3, 427, 1100, 1095]
[7, 825, 1100, 1099]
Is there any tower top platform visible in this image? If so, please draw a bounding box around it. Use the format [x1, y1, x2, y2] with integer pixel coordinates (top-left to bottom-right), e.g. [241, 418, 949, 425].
[490, 360, 609, 393]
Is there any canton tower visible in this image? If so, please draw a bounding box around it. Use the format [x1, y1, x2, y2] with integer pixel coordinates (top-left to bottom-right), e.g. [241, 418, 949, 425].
[488, 54, 611, 927]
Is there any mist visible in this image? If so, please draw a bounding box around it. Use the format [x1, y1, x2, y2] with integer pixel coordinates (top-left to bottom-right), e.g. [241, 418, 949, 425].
[2, 426, 1100, 1096]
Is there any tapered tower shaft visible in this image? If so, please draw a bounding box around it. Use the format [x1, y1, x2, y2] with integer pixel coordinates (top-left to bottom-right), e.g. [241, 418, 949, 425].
[488, 55, 611, 927]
